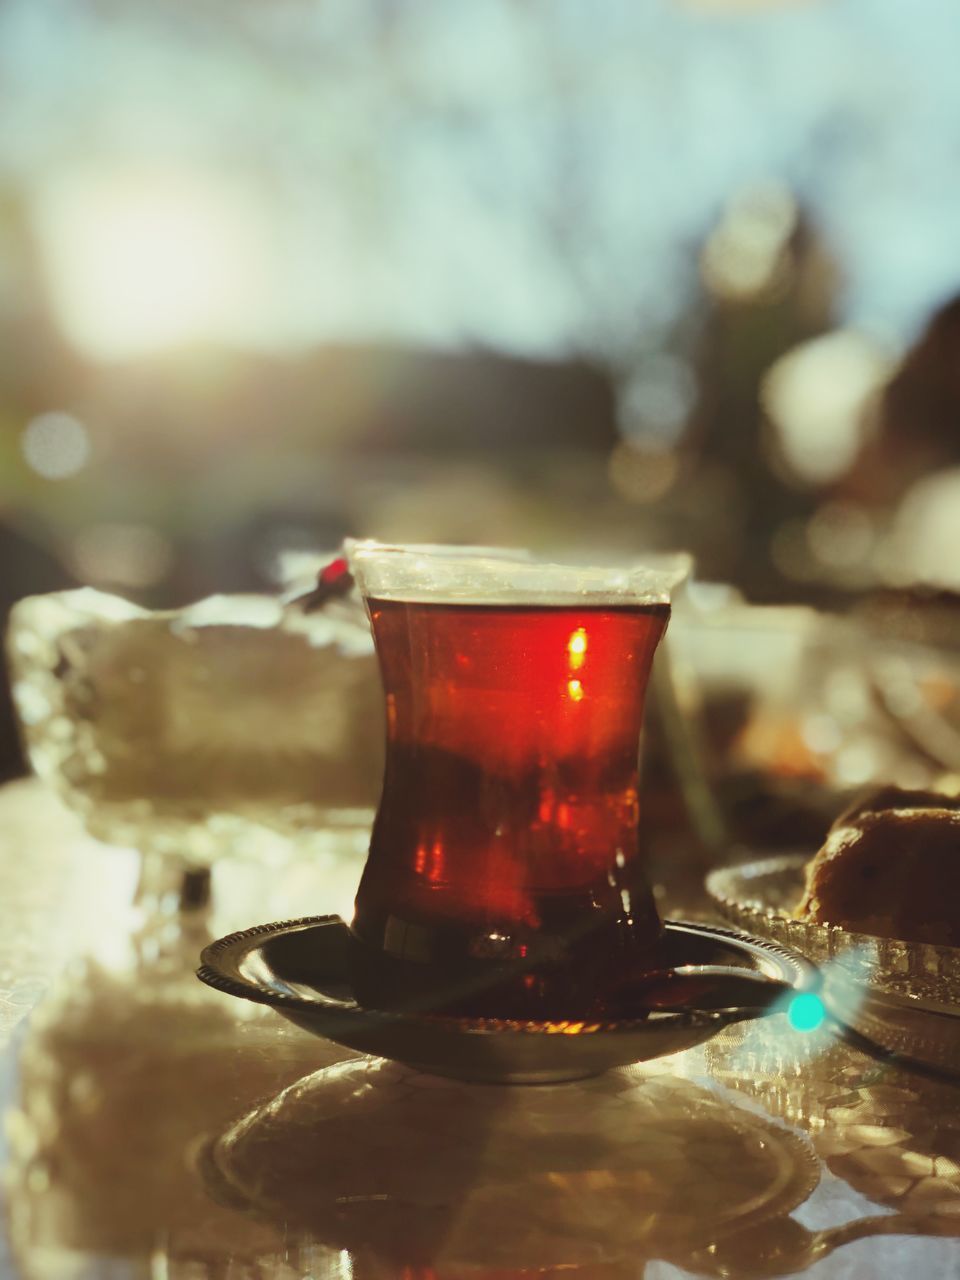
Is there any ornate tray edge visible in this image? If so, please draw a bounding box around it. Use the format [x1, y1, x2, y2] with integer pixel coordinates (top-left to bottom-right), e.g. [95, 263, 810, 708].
[706, 856, 960, 990]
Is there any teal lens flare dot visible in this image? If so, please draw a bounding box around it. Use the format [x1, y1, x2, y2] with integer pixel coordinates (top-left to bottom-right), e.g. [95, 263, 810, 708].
[787, 992, 826, 1033]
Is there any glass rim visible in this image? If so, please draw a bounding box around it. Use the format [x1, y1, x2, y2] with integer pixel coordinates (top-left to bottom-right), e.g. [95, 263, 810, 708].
[346, 539, 692, 606]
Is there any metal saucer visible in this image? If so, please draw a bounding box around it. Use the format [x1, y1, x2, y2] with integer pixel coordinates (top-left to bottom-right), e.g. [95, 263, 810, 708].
[197, 916, 818, 1084]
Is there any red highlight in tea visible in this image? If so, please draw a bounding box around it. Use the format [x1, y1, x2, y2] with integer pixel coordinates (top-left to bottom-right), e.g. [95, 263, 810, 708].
[350, 597, 670, 1017]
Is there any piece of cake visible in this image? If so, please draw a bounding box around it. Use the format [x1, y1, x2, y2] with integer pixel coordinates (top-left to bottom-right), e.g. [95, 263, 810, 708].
[795, 787, 960, 947]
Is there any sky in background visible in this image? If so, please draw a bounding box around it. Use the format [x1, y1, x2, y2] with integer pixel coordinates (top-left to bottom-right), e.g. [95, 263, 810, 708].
[1, 0, 958, 362]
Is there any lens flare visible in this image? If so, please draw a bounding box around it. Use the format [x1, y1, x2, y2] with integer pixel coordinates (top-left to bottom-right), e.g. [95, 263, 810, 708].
[21, 412, 90, 479]
[787, 992, 826, 1033]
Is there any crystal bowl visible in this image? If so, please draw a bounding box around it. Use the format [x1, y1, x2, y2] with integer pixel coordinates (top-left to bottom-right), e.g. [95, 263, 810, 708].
[5, 588, 381, 921]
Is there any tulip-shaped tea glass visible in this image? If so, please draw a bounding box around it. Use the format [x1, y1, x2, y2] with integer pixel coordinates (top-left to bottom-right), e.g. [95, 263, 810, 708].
[347, 543, 689, 1018]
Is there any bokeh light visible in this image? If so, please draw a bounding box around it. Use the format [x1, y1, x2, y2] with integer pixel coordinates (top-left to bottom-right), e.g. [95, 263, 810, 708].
[20, 412, 90, 479]
[879, 469, 960, 590]
[701, 182, 797, 304]
[761, 331, 891, 486]
[617, 355, 697, 449]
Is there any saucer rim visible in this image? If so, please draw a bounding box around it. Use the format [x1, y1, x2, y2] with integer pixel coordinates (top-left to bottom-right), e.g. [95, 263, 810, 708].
[197, 915, 820, 1036]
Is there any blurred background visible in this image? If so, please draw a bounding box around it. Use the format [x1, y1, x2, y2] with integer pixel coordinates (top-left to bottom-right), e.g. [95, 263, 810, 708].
[4, 0, 960, 785]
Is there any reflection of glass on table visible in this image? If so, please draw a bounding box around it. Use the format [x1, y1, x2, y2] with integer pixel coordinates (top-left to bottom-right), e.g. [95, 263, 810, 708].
[5, 588, 382, 928]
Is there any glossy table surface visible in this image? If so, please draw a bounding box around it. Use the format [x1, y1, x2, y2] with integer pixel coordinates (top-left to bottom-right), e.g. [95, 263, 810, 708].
[0, 778, 958, 1280]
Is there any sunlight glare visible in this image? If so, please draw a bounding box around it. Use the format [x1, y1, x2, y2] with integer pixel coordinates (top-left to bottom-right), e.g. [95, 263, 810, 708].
[34, 169, 275, 360]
